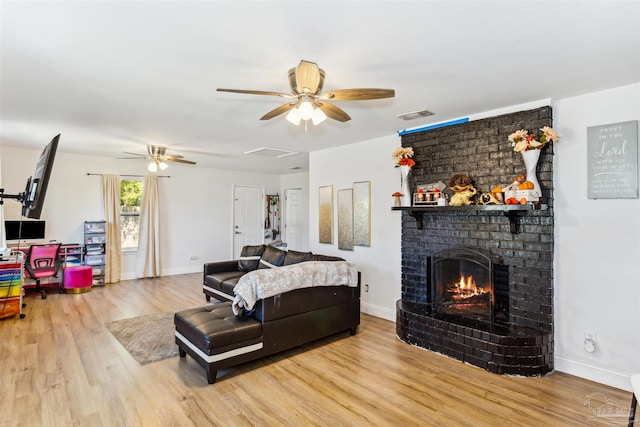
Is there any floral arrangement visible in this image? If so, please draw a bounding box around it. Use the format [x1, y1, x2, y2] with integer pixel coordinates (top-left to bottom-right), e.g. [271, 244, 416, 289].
[392, 146, 415, 167]
[508, 126, 559, 153]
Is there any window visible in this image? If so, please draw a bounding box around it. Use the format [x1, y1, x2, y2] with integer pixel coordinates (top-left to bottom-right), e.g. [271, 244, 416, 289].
[120, 179, 142, 249]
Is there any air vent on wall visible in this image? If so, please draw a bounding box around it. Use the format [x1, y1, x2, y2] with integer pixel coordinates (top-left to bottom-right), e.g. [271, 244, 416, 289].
[396, 110, 435, 120]
[244, 147, 299, 158]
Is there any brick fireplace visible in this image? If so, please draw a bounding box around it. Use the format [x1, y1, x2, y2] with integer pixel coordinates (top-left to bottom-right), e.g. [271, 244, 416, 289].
[396, 107, 554, 376]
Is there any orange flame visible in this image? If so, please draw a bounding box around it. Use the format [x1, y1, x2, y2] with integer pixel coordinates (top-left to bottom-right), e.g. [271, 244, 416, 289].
[451, 275, 485, 300]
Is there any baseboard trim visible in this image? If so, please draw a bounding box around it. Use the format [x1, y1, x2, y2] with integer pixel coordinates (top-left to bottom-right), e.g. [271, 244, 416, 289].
[120, 266, 200, 282]
[554, 356, 633, 392]
[361, 302, 395, 322]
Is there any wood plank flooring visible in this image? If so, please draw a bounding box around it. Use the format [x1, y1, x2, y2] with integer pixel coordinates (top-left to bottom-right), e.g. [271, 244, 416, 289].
[0, 273, 633, 426]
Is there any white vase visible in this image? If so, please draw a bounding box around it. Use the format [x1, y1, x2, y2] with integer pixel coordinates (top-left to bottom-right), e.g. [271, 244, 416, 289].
[521, 149, 541, 197]
[400, 165, 412, 206]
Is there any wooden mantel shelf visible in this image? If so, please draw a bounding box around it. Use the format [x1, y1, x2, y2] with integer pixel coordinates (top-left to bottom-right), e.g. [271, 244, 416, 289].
[391, 204, 547, 234]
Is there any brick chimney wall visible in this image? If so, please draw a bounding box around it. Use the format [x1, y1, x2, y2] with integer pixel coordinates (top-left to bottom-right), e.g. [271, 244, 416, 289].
[399, 106, 554, 333]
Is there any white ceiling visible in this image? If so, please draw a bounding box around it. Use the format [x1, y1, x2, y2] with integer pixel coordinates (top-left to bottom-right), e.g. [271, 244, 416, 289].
[1, 1, 639, 174]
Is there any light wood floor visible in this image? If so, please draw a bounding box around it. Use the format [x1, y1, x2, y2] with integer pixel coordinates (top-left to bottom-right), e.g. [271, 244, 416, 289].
[0, 273, 633, 426]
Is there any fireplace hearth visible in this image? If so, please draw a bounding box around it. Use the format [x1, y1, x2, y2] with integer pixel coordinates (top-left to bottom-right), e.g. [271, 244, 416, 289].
[397, 248, 551, 376]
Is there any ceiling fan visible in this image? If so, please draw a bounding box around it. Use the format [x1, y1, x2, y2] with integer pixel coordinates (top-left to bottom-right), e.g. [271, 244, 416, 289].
[121, 145, 196, 172]
[217, 60, 395, 127]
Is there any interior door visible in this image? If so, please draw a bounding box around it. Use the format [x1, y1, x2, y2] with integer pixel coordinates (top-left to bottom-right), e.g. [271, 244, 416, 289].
[233, 185, 264, 258]
[283, 188, 302, 250]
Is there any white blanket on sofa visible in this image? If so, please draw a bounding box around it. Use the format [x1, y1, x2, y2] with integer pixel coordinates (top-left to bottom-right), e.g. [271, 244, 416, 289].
[232, 261, 358, 315]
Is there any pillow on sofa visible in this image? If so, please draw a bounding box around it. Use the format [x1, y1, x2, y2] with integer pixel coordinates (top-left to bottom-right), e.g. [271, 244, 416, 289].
[310, 253, 345, 262]
[283, 250, 312, 266]
[258, 246, 286, 269]
[238, 245, 266, 272]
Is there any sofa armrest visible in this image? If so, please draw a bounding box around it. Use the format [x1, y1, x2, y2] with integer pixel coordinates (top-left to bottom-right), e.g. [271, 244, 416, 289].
[203, 260, 240, 277]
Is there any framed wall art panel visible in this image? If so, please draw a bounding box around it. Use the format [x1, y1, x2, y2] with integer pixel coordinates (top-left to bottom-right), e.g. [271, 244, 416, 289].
[318, 185, 334, 244]
[353, 181, 371, 246]
[337, 188, 354, 251]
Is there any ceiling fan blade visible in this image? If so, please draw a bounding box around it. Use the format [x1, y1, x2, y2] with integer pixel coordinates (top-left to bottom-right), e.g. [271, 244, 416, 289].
[122, 151, 147, 157]
[316, 102, 351, 122]
[295, 60, 322, 94]
[167, 158, 196, 165]
[162, 154, 185, 160]
[217, 88, 293, 98]
[260, 102, 297, 120]
[319, 88, 395, 101]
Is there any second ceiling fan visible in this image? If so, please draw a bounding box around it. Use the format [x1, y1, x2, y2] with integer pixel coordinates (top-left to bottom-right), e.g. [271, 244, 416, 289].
[217, 60, 395, 126]
[121, 145, 196, 172]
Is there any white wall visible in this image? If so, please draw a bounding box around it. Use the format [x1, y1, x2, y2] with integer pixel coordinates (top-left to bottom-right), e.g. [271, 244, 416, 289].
[0, 146, 281, 279]
[554, 83, 640, 391]
[309, 136, 402, 321]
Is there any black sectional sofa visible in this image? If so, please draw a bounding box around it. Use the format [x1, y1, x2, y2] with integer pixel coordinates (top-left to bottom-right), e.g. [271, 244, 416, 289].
[174, 245, 360, 383]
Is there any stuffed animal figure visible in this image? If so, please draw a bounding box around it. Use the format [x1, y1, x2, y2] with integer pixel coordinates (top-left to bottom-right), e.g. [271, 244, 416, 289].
[448, 174, 477, 206]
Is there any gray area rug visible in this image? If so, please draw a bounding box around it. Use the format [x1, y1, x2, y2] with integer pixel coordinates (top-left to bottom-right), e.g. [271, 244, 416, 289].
[106, 311, 178, 365]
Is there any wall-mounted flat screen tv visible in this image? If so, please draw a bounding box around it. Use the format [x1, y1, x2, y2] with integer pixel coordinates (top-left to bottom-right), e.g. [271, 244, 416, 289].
[21, 134, 59, 219]
[4, 220, 46, 241]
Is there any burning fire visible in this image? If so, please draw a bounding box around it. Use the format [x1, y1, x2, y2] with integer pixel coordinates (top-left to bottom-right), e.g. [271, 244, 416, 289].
[449, 275, 486, 301]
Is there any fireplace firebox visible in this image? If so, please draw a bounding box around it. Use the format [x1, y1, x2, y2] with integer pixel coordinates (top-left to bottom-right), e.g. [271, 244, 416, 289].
[431, 248, 509, 325]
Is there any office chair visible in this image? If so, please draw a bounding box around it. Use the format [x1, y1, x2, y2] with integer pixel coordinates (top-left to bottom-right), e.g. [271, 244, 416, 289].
[24, 243, 61, 299]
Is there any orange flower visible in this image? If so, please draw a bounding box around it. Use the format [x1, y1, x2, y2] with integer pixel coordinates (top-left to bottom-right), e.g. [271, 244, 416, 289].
[399, 157, 416, 167]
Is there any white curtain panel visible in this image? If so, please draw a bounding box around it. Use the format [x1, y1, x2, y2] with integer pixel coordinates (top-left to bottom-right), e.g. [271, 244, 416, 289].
[136, 175, 160, 278]
[102, 174, 121, 283]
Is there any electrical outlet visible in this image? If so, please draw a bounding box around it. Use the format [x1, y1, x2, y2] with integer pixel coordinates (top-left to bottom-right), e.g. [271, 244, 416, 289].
[585, 331, 597, 342]
[364, 284, 369, 292]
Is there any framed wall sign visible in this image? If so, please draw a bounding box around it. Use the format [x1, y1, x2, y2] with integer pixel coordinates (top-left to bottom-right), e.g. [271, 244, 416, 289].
[587, 120, 638, 199]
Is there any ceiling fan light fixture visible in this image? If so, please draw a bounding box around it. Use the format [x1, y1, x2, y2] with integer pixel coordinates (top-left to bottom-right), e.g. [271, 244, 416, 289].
[158, 161, 168, 171]
[298, 100, 314, 120]
[148, 161, 158, 172]
[286, 108, 301, 125]
[311, 107, 327, 125]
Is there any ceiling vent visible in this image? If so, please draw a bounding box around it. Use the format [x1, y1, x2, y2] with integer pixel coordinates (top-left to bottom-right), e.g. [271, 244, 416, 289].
[244, 147, 299, 158]
[396, 110, 435, 120]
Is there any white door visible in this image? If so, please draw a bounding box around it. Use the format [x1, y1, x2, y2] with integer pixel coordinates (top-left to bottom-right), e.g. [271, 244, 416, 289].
[233, 185, 264, 258]
[284, 188, 302, 250]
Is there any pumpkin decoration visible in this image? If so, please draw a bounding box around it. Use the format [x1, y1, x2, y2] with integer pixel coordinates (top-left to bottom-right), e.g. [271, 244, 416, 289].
[518, 181, 535, 190]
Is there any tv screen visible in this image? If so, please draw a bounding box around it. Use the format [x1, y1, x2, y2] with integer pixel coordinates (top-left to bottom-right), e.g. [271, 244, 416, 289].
[4, 220, 46, 241]
[22, 134, 59, 219]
